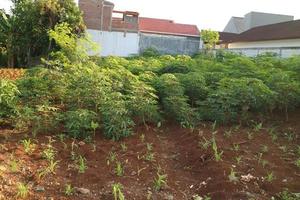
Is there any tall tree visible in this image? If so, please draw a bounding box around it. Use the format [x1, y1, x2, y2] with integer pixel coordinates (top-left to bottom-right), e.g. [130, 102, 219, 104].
[201, 29, 220, 51]
[0, 0, 85, 68]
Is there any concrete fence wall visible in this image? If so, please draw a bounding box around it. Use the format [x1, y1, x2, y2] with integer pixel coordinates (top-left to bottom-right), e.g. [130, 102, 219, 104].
[87, 29, 140, 57]
[139, 33, 201, 55]
[212, 47, 300, 58]
[87, 29, 202, 57]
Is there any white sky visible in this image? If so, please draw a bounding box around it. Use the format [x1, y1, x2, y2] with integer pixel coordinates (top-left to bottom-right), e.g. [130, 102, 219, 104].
[1, 0, 300, 31]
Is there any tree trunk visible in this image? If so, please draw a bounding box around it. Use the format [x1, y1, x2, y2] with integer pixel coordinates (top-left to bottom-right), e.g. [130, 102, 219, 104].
[27, 47, 31, 66]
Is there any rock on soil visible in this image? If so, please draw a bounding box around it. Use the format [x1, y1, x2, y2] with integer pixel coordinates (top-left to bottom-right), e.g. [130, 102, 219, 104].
[75, 187, 90, 195]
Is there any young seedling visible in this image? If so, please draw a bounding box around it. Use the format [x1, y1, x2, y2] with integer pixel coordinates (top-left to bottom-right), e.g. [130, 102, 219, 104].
[235, 156, 242, 165]
[228, 168, 239, 183]
[199, 137, 211, 150]
[261, 145, 269, 153]
[212, 138, 223, 162]
[265, 171, 275, 182]
[91, 121, 99, 136]
[256, 153, 263, 164]
[212, 121, 217, 131]
[140, 134, 145, 143]
[84, 136, 93, 144]
[279, 145, 288, 153]
[224, 129, 232, 138]
[247, 132, 254, 140]
[261, 159, 269, 168]
[70, 140, 78, 161]
[153, 171, 167, 191]
[193, 195, 211, 200]
[64, 184, 74, 196]
[76, 155, 87, 174]
[16, 182, 29, 199]
[112, 183, 125, 200]
[285, 132, 294, 142]
[146, 143, 153, 151]
[253, 122, 263, 132]
[270, 133, 278, 143]
[91, 143, 97, 152]
[42, 146, 56, 161]
[57, 133, 66, 142]
[38, 159, 60, 179]
[115, 161, 124, 177]
[48, 160, 59, 173]
[9, 155, 19, 173]
[277, 189, 299, 200]
[21, 139, 36, 154]
[107, 151, 117, 166]
[143, 143, 155, 161]
[147, 191, 152, 200]
[234, 124, 241, 131]
[120, 143, 127, 152]
[144, 152, 155, 162]
[231, 144, 240, 152]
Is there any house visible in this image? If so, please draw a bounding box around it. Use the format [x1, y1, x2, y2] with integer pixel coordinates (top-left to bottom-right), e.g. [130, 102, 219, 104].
[221, 20, 300, 49]
[79, 0, 201, 56]
[219, 12, 300, 57]
[224, 11, 294, 34]
[217, 32, 238, 49]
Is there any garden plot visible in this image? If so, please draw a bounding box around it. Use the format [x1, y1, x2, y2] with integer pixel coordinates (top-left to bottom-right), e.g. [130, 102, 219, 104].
[0, 111, 299, 200]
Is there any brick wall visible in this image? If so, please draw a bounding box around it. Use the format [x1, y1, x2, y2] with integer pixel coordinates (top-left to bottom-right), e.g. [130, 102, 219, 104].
[79, 0, 114, 31]
[111, 11, 139, 32]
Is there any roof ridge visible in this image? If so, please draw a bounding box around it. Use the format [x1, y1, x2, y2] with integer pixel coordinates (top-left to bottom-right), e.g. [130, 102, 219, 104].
[243, 19, 300, 32]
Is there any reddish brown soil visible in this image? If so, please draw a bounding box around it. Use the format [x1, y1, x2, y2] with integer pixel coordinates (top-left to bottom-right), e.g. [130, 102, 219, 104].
[0, 111, 299, 200]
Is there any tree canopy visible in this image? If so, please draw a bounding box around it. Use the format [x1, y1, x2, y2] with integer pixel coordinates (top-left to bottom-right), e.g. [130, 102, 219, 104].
[201, 29, 220, 50]
[0, 0, 85, 68]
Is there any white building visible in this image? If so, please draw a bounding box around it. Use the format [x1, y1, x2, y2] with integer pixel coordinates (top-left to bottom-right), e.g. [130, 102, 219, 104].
[219, 12, 300, 57]
[221, 20, 300, 49]
[224, 12, 294, 34]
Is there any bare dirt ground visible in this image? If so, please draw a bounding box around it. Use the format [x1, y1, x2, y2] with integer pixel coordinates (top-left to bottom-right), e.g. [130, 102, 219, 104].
[0, 111, 299, 200]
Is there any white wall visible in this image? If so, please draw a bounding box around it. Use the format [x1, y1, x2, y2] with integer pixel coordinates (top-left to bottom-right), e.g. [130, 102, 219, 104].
[218, 48, 300, 58]
[87, 29, 140, 57]
[229, 39, 300, 48]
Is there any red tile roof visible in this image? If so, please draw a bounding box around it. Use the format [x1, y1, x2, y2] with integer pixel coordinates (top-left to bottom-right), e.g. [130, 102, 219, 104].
[139, 17, 200, 37]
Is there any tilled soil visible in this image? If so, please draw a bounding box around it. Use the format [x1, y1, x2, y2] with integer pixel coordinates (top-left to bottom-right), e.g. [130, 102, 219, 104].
[0, 112, 299, 200]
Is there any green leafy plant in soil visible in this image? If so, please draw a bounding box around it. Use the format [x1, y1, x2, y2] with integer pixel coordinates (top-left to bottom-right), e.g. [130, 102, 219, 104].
[153, 168, 168, 191]
[112, 183, 125, 200]
[2, 20, 300, 142]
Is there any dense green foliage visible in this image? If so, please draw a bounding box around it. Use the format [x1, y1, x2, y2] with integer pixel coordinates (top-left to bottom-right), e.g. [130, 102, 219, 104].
[201, 29, 220, 50]
[0, 0, 84, 67]
[0, 79, 19, 117]
[2, 22, 300, 140]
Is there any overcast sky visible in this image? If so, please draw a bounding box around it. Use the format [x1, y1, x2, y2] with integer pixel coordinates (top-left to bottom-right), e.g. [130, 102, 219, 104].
[1, 0, 300, 31]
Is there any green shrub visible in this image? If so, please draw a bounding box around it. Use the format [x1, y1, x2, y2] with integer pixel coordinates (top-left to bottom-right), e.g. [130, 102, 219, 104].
[156, 74, 195, 126]
[17, 67, 64, 104]
[141, 48, 160, 57]
[100, 92, 134, 141]
[199, 78, 274, 122]
[266, 71, 300, 119]
[178, 72, 208, 106]
[0, 79, 19, 117]
[158, 64, 191, 75]
[276, 189, 300, 200]
[64, 109, 97, 138]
